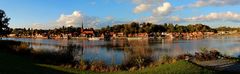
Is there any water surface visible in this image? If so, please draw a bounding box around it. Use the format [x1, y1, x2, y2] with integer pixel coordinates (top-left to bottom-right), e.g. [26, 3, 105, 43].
[3, 36, 240, 65]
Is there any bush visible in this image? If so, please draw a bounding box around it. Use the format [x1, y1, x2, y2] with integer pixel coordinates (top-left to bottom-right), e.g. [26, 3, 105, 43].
[121, 55, 154, 71]
[0, 40, 32, 56]
[195, 49, 222, 61]
[177, 54, 193, 61]
[159, 55, 177, 64]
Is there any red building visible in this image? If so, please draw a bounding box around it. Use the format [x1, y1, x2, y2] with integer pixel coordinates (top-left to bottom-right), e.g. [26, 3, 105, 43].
[80, 22, 95, 37]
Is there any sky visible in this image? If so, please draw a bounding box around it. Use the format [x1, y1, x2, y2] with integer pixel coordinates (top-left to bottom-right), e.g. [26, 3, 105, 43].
[1, 0, 240, 29]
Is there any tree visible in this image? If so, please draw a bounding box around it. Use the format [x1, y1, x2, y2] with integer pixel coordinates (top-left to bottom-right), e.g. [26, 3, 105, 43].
[164, 23, 174, 33]
[0, 9, 11, 37]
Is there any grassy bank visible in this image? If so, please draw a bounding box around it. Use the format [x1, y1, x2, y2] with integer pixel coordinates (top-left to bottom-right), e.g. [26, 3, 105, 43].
[110, 61, 215, 74]
[0, 51, 215, 74]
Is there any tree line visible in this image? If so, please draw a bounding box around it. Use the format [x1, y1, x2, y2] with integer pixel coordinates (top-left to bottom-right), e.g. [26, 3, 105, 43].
[12, 26, 86, 37]
[216, 26, 240, 32]
[11, 22, 220, 37]
[100, 22, 217, 35]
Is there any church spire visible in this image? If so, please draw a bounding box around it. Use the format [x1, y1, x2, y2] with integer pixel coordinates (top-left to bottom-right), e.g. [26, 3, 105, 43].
[81, 21, 84, 29]
[81, 20, 84, 33]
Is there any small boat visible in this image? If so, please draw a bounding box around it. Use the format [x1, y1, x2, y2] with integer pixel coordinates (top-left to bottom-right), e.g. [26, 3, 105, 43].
[88, 37, 100, 40]
[127, 37, 143, 40]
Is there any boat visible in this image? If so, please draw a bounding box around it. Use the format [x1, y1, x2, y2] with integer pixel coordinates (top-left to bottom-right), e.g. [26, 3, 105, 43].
[127, 37, 143, 40]
[88, 37, 100, 40]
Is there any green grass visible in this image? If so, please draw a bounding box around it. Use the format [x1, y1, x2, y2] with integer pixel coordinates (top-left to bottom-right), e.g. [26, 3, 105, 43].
[110, 61, 215, 74]
[0, 51, 215, 74]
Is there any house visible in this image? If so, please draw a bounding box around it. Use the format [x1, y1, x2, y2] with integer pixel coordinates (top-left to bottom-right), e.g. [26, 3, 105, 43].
[8, 34, 16, 37]
[137, 33, 148, 37]
[81, 28, 95, 37]
[116, 32, 124, 37]
[204, 32, 215, 35]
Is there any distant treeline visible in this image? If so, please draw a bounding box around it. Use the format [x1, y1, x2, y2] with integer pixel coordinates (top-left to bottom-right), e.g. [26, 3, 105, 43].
[216, 26, 240, 32]
[12, 26, 85, 37]
[100, 22, 217, 34]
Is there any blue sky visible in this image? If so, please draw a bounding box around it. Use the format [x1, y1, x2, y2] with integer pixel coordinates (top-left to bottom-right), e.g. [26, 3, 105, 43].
[1, 0, 240, 29]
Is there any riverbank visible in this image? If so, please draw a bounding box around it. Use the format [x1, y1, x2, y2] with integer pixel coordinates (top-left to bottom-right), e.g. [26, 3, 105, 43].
[0, 51, 214, 74]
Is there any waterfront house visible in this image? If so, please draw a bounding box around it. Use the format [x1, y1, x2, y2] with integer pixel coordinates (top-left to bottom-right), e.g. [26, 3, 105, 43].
[204, 32, 215, 35]
[116, 32, 124, 37]
[138, 33, 148, 37]
[81, 29, 95, 37]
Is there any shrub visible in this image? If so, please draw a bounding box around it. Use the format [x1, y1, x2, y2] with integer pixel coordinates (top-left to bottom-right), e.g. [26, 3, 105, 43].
[177, 54, 193, 61]
[195, 49, 222, 61]
[121, 55, 154, 71]
[90, 61, 107, 72]
[159, 55, 176, 64]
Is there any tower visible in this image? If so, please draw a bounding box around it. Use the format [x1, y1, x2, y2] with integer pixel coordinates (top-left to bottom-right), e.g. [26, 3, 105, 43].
[81, 21, 84, 29]
[81, 21, 84, 32]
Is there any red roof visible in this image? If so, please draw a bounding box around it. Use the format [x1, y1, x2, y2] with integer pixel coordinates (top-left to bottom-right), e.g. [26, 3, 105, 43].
[83, 31, 94, 34]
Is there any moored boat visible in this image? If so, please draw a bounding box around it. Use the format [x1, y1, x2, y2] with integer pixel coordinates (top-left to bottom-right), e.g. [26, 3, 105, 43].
[88, 37, 100, 40]
[127, 37, 143, 40]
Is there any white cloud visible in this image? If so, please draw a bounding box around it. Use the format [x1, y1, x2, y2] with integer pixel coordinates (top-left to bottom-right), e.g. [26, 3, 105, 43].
[191, 0, 240, 7]
[57, 11, 83, 27]
[133, 16, 159, 23]
[132, 1, 183, 24]
[56, 11, 132, 29]
[132, 0, 164, 14]
[134, 15, 182, 24]
[31, 23, 47, 29]
[105, 16, 114, 21]
[185, 11, 240, 22]
[152, 2, 172, 16]
[28, 11, 130, 29]
[134, 11, 240, 25]
[132, 0, 142, 4]
[133, 4, 151, 13]
[169, 16, 184, 22]
[175, 0, 240, 10]
[56, 11, 101, 28]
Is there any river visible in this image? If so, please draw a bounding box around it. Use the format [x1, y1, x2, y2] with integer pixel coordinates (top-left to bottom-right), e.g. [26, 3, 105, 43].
[2, 36, 240, 65]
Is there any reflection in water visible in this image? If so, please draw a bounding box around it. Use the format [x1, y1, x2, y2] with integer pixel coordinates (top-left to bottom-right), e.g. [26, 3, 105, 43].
[2, 36, 240, 65]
